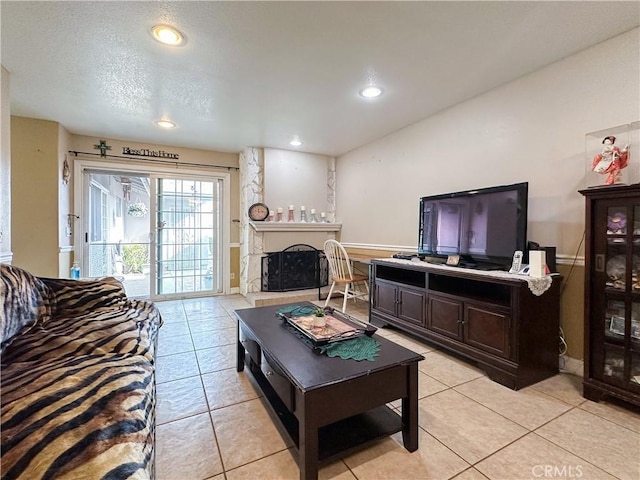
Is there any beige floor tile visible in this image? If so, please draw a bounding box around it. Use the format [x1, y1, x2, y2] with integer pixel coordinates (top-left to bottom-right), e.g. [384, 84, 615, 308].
[226, 449, 355, 480]
[475, 432, 615, 480]
[182, 298, 222, 308]
[201, 368, 261, 409]
[158, 320, 191, 338]
[451, 468, 489, 480]
[418, 350, 486, 387]
[156, 375, 208, 424]
[536, 408, 640, 479]
[579, 399, 640, 433]
[343, 430, 469, 480]
[211, 398, 292, 470]
[189, 315, 237, 333]
[528, 373, 585, 406]
[385, 332, 433, 354]
[156, 350, 201, 384]
[186, 308, 232, 321]
[372, 327, 397, 338]
[390, 371, 449, 408]
[155, 302, 186, 322]
[196, 344, 238, 374]
[156, 412, 223, 480]
[157, 333, 195, 357]
[419, 389, 527, 464]
[192, 326, 237, 350]
[455, 377, 573, 429]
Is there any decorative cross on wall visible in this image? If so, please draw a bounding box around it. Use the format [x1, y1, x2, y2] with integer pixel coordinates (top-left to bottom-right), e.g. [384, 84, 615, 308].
[94, 140, 111, 157]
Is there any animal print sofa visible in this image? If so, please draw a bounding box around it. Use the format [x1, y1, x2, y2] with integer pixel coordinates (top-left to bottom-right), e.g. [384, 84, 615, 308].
[0, 264, 162, 479]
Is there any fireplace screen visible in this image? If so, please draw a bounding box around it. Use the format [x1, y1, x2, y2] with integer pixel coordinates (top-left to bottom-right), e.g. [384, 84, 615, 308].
[261, 244, 329, 292]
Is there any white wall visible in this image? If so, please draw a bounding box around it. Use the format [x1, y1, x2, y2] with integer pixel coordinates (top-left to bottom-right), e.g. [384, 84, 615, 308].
[336, 28, 640, 258]
[264, 148, 333, 220]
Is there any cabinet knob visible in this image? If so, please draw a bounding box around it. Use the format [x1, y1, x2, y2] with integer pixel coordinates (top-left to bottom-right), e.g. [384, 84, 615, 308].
[595, 254, 605, 272]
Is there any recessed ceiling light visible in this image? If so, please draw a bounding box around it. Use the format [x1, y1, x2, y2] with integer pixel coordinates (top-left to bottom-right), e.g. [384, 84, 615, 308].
[150, 25, 186, 46]
[155, 119, 176, 129]
[359, 85, 383, 98]
[290, 137, 303, 147]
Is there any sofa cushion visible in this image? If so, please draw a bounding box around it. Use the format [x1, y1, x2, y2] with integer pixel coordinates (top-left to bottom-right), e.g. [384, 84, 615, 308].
[1, 299, 161, 365]
[40, 276, 128, 316]
[0, 264, 52, 353]
[1, 353, 155, 479]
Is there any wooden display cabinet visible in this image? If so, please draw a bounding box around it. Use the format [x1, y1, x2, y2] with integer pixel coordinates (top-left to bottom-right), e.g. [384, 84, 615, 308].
[580, 184, 640, 407]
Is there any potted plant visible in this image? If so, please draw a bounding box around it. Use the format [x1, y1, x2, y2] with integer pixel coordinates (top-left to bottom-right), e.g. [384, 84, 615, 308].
[127, 202, 148, 218]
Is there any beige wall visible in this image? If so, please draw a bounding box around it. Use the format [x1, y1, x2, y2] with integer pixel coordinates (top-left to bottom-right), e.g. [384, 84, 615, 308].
[11, 116, 60, 276]
[0, 66, 11, 263]
[58, 125, 72, 276]
[336, 28, 640, 359]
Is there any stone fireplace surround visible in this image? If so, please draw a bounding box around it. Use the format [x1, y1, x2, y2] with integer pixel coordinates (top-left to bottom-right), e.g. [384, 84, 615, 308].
[239, 147, 339, 296]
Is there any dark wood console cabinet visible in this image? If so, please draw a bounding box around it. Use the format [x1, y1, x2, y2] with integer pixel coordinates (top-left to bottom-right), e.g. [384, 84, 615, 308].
[370, 260, 561, 389]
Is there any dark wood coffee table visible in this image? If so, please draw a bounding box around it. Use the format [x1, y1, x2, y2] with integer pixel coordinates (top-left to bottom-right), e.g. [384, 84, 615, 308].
[235, 302, 424, 480]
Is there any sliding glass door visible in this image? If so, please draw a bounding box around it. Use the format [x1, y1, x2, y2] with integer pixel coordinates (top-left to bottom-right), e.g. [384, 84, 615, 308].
[82, 168, 224, 299]
[154, 176, 223, 296]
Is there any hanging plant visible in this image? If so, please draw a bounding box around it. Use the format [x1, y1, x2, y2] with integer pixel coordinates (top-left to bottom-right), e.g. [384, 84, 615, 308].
[128, 202, 148, 218]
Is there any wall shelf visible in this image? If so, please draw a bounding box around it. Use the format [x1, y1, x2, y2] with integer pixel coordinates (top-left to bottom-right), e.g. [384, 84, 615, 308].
[249, 221, 342, 232]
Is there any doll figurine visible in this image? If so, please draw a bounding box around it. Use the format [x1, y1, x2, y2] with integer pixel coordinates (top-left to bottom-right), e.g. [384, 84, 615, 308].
[592, 136, 630, 185]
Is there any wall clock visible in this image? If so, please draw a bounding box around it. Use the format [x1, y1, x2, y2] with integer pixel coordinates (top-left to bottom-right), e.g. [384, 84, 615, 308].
[248, 202, 270, 221]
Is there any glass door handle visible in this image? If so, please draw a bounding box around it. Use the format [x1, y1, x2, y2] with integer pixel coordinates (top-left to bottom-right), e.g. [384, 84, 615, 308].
[595, 254, 605, 272]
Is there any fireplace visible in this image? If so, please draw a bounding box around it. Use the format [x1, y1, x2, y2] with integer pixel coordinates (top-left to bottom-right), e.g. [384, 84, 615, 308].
[261, 244, 329, 293]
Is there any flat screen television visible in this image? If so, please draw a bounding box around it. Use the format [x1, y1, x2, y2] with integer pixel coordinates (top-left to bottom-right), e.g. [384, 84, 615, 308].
[418, 182, 528, 270]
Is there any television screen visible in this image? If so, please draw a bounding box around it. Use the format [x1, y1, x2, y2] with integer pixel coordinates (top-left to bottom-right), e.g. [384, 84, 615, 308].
[418, 182, 528, 270]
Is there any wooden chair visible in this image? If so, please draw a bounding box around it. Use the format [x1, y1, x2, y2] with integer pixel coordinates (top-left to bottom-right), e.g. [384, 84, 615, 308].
[323, 239, 370, 313]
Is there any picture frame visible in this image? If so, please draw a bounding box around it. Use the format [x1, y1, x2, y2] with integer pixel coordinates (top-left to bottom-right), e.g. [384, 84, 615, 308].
[631, 319, 640, 340]
[446, 255, 460, 266]
[609, 315, 625, 336]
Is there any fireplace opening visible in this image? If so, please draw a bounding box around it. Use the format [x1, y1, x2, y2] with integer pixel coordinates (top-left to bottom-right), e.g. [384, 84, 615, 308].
[261, 244, 329, 292]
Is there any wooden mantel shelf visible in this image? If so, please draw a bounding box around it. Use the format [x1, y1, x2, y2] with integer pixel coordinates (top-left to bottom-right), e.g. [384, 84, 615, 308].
[249, 221, 342, 232]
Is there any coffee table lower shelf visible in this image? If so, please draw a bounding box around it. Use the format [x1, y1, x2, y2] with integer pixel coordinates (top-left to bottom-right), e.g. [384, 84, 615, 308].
[247, 358, 403, 463]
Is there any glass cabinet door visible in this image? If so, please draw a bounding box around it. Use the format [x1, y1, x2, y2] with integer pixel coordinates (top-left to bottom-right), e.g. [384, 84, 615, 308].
[595, 202, 640, 392]
[630, 205, 640, 388]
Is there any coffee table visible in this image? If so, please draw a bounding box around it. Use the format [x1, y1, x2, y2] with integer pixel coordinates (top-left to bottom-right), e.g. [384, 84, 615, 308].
[235, 303, 424, 480]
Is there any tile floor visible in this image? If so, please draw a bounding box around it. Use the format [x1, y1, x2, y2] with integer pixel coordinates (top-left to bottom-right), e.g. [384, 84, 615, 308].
[154, 295, 640, 480]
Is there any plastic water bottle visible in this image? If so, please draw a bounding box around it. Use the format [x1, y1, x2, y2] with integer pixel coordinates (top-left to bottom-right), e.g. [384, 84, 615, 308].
[70, 262, 81, 279]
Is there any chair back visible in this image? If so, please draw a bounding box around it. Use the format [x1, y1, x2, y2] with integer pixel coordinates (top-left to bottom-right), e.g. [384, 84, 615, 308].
[323, 239, 355, 282]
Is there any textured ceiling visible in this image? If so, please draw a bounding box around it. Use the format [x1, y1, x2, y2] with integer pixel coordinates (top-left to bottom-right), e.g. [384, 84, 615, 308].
[2, 1, 639, 156]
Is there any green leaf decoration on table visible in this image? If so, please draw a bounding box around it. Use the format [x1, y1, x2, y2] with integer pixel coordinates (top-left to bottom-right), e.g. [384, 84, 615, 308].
[319, 336, 380, 362]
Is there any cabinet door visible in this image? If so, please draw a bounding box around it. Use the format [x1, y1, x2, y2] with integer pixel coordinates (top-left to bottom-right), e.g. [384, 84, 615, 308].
[592, 201, 640, 393]
[427, 294, 463, 340]
[464, 303, 511, 358]
[373, 281, 397, 317]
[398, 288, 426, 326]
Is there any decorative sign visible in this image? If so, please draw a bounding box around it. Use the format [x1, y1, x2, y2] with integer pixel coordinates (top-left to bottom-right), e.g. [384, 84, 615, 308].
[94, 139, 112, 157]
[122, 147, 179, 160]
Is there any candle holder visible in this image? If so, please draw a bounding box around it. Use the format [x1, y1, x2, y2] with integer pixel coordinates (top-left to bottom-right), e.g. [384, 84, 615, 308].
[276, 208, 283, 222]
[309, 209, 319, 223]
[288, 206, 295, 222]
[300, 206, 307, 223]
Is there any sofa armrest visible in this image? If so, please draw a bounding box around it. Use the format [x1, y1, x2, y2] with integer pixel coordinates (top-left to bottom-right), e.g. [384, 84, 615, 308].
[40, 276, 127, 316]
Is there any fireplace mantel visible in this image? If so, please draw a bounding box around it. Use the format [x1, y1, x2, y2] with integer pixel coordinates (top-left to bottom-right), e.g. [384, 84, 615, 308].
[249, 221, 342, 232]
